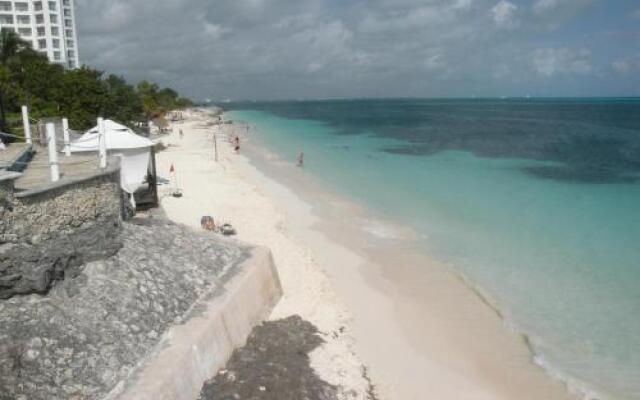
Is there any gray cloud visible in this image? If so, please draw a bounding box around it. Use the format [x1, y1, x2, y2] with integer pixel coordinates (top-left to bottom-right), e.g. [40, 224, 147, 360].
[490, 0, 520, 30]
[75, 0, 637, 100]
[612, 60, 631, 74]
[532, 0, 596, 29]
[532, 48, 593, 77]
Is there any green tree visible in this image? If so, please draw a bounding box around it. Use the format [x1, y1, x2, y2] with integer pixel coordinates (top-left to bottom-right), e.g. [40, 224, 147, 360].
[0, 28, 35, 64]
[104, 74, 143, 124]
[136, 82, 193, 119]
[6, 54, 65, 124]
[137, 80, 161, 118]
[0, 28, 37, 133]
[54, 67, 107, 130]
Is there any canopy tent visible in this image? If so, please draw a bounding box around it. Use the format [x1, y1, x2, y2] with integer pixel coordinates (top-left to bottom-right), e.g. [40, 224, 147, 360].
[68, 120, 156, 195]
[68, 120, 154, 152]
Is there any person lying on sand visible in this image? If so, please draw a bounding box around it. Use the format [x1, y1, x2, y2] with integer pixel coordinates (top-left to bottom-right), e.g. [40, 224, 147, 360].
[201, 216, 215, 231]
[200, 216, 237, 236]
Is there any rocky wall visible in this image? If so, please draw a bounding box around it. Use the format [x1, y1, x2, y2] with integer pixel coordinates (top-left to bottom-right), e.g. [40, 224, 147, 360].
[0, 219, 252, 400]
[0, 163, 123, 299]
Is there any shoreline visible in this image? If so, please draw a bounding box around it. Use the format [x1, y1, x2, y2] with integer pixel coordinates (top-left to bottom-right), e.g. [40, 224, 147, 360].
[158, 109, 581, 400]
[234, 120, 582, 400]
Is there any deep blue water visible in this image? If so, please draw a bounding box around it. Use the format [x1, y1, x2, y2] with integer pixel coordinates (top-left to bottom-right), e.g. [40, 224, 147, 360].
[226, 98, 640, 399]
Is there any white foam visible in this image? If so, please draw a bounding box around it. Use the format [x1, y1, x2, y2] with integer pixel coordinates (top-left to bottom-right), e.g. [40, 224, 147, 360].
[362, 219, 402, 239]
[533, 354, 604, 400]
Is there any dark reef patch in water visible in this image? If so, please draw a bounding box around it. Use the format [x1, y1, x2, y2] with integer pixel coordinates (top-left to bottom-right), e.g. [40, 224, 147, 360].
[228, 98, 640, 184]
[383, 136, 640, 183]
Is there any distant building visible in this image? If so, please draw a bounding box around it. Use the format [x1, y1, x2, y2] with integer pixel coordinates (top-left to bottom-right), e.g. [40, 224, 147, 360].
[0, 0, 79, 69]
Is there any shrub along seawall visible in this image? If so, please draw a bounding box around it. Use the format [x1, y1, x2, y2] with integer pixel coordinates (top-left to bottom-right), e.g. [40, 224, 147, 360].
[0, 158, 123, 299]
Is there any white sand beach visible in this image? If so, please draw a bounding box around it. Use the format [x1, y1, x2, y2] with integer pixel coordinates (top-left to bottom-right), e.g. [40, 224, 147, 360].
[156, 109, 579, 400]
[157, 111, 373, 399]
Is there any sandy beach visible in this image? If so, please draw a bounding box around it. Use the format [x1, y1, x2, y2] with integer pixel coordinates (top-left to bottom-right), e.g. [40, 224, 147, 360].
[156, 109, 579, 400]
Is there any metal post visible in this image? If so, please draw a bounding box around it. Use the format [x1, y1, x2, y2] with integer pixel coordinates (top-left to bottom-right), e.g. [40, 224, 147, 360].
[214, 129, 218, 162]
[62, 118, 71, 157]
[46, 123, 60, 182]
[149, 147, 159, 207]
[21, 106, 32, 144]
[0, 90, 6, 134]
[98, 117, 107, 169]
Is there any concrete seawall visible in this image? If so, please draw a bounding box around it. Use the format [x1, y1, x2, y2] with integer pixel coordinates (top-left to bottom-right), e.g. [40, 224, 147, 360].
[111, 245, 282, 400]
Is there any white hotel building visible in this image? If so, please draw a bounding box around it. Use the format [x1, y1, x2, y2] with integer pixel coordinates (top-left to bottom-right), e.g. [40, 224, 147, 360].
[0, 0, 79, 68]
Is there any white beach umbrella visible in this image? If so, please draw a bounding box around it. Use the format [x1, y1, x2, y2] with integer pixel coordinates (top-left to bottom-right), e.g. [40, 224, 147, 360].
[69, 119, 156, 194]
[68, 120, 154, 152]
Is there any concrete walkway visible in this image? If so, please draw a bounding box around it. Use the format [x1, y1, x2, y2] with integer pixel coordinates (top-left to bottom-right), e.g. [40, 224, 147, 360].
[14, 147, 99, 190]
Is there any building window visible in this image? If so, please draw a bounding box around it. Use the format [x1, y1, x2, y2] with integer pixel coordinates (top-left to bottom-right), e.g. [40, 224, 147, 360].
[52, 39, 60, 48]
[0, 14, 14, 24]
[37, 27, 45, 36]
[63, 0, 71, 6]
[34, 1, 43, 11]
[38, 39, 46, 49]
[48, 1, 57, 11]
[68, 60, 75, 68]
[35, 14, 44, 24]
[51, 26, 59, 36]
[53, 51, 61, 60]
[67, 50, 74, 59]
[66, 39, 74, 48]
[18, 27, 32, 36]
[15, 2, 29, 12]
[64, 19, 72, 27]
[16, 15, 30, 24]
[50, 14, 58, 24]
[0, 2, 11, 12]
[63, 9, 71, 17]
[65, 29, 72, 37]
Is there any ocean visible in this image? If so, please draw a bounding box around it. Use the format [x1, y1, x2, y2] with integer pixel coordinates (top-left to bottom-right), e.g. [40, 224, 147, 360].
[225, 98, 640, 399]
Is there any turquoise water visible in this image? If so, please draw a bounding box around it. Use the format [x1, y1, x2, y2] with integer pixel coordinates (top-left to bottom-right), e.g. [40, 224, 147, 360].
[226, 99, 640, 399]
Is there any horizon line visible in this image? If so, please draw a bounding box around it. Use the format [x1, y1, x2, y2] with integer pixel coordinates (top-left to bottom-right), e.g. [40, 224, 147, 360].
[204, 95, 640, 104]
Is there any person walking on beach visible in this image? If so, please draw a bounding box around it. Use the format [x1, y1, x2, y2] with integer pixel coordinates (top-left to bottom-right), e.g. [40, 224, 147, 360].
[234, 136, 240, 153]
[297, 152, 304, 167]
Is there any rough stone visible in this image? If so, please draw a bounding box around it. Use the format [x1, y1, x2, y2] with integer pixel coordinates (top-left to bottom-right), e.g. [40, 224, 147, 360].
[198, 316, 339, 400]
[0, 218, 250, 400]
[0, 166, 122, 298]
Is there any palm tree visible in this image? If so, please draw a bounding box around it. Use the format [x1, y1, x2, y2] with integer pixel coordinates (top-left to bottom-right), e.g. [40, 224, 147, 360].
[0, 28, 34, 134]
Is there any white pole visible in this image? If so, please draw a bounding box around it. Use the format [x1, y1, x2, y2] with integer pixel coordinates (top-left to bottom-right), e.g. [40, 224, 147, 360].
[62, 118, 71, 157]
[98, 117, 107, 169]
[21, 105, 32, 144]
[46, 123, 60, 182]
[214, 128, 218, 162]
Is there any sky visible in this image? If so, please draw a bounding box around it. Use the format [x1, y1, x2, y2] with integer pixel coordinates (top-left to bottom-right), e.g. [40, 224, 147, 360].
[75, 0, 640, 101]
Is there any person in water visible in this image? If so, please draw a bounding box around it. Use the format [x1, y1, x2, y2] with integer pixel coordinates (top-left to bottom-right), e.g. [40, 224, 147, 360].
[297, 152, 304, 167]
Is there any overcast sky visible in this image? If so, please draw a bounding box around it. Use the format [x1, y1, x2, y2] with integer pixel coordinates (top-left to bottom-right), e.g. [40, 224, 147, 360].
[75, 0, 640, 101]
